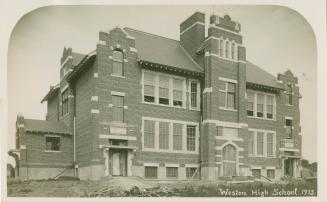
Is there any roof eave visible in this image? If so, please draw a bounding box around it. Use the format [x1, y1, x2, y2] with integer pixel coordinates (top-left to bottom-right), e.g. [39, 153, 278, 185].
[41, 85, 60, 103]
[138, 59, 204, 78]
[246, 82, 284, 92]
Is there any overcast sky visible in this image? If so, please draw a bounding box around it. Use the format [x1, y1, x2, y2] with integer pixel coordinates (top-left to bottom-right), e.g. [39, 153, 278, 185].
[7, 5, 316, 164]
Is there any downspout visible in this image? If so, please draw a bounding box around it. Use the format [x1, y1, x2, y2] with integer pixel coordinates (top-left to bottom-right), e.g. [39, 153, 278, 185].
[73, 117, 76, 176]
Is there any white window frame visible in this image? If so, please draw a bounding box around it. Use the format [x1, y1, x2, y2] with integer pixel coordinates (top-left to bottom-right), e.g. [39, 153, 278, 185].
[248, 129, 276, 158]
[142, 70, 187, 109]
[246, 90, 276, 121]
[188, 79, 201, 111]
[141, 117, 199, 154]
[218, 77, 237, 111]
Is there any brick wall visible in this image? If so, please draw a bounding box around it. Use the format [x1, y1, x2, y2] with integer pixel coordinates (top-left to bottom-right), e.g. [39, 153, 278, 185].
[46, 94, 59, 121]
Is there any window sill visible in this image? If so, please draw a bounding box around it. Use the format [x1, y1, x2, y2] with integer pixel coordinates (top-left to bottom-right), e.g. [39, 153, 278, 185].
[248, 155, 276, 158]
[219, 107, 237, 112]
[285, 104, 293, 107]
[111, 74, 125, 79]
[44, 150, 62, 153]
[189, 107, 201, 111]
[142, 148, 198, 154]
[142, 101, 186, 110]
[247, 116, 276, 121]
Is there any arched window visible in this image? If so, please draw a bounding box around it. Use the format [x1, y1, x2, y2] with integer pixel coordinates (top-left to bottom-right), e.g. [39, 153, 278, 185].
[112, 50, 123, 76]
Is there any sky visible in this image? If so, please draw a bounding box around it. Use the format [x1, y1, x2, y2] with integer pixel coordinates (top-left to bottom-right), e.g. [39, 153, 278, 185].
[7, 5, 317, 164]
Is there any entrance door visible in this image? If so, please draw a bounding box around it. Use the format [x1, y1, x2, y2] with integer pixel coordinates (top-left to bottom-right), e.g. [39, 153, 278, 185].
[222, 144, 237, 176]
[110, 150, 127, 176]
[284, 158, 294, 177]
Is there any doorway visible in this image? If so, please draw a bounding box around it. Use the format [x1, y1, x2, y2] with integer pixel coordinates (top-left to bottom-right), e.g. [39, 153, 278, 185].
[222, 144, 237, 176]
[109, 149, 127, 176]
[284, 158, 294, 177]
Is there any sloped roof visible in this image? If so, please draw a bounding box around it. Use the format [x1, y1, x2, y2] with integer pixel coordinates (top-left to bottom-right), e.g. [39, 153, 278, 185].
[23, 119, 71, 135]
[246, 61, 283, 89]
[72, 52, 86, 66]
[124, 27, 203, 73]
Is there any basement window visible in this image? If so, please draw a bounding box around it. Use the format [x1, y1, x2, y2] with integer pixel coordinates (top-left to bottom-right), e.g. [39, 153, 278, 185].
[45, 136, 61, 151]
[145, 166, 158, 179]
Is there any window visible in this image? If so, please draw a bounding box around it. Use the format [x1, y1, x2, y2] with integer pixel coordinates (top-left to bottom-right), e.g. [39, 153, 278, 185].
[286, 84, 293, 105]
[248, 131, 254, 155]
[267, 133, 274, 157]
[247, 92, 254, 116]
[144, 72, 155, 103]
[142, 118, 198, 153]
[166, 167, 178, 178]
[256, 132, 264, 155]
[112, 50, 123, 76]
[257, 94, 264, 117]
[186, 167, 198, 179]
[231, 43, 235, 59]
[286, 119, 293, 138]
[144, 120, 155, 149]
[252, 169, 261, 179]
[112, 95, 124, 122]
[173, 78, 183, 107]
[225, 41, 230, 58]
[190, 81, 198, 108]
[145, 166, 157, 179]
[61, 89, 69, 116]
[219, 81, 236, 110]
[266, 95, 274, 119]
[267, 169, 275, 179]
[159, 76, 169, 105]
[187, 125, 196, 151]
[173, 123, 183, 150]
[219, 39, 223, 57]
[249, 130, 276, 157]
[142, 71, 188, 108]
[45, 136, 60, 151]
[247, 91, 276, 119]
[159, 122, 169, 150]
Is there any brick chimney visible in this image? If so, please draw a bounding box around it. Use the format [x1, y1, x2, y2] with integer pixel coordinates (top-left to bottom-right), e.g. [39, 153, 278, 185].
[180, 12, 205, 58]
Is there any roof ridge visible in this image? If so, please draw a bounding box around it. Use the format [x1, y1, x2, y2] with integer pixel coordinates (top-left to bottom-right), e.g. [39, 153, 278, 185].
[124, 27, 179, 42]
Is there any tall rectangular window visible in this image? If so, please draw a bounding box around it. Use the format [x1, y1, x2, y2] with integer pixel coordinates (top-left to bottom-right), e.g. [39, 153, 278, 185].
[173, 78, 183, 107]
[144, 120, 155, 149]
[219, 81, 236, 109]
[219, 39, 223, 57]
[45, 136, 60, 151]
[187, 125, 196, 151]
[159, 76, 169, 105]
[112, 95, 124, 122]
[257, 132, 264, 155]
[144, 72, 155, 103]
[267, 133, 274, 157]
[257, 94, 264, 117]
[61, 89, 69, 116]
[286, 84, 293, 105]
[247, 92, 254, 116]
[159, 122, 169, 150]
[173, 123, 183, 150]
[266, 95, 274, 119]
[190, 81, 198, 108]
[267, 169, 275, 179]
[231, 43, 235, 59]
[286, 119, 293, 138]
[225, 41, 230, 58]
[112, 50, 123, 76]
[248, 131, 254, 155]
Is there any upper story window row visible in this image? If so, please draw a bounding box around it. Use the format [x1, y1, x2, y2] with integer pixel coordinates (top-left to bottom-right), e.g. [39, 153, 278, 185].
[142, 70, 200, 110]
[218, 39, 238, 61]
[247, 91, 276, 120]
